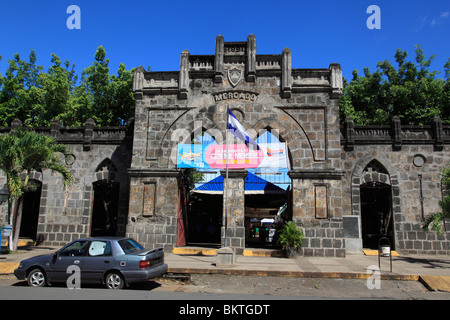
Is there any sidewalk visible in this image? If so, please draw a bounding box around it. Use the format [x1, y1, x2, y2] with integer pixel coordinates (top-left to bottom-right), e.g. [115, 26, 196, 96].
[1, 246, 449, 292]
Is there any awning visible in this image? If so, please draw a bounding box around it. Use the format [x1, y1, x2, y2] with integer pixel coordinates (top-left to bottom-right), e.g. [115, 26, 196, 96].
[192, 172, 286, 195]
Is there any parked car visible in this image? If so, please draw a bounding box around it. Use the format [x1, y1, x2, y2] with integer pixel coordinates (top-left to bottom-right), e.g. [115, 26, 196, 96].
[14, 237, 168, 289]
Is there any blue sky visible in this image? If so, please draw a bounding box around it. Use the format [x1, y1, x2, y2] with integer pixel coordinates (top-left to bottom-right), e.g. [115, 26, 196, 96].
[1, 0, 449, 81]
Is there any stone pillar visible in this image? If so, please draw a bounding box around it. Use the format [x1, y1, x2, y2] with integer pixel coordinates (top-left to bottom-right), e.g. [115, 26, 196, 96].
[329, 63, 343, 98]
[126, 169, 180, 252]
[246, 34, 256, 82]
[288, 170, 346, 257]
[344, 117, 354, 151]
[281, 48, 292, 98]
[391, 116, 402, 151]
[83, 118, 95, 151]
[432, 116, 443, 151]
[50, 119, 62, 139]
[132, 65, 145, 99]
[220, 169, 246, 254]
[214, 35, 224, 83]
[179, 49, 189, 99]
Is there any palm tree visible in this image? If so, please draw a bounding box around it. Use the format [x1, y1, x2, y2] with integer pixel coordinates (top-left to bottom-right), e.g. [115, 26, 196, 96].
[0, 129, 73, 251]
[423, 167, 450, 235]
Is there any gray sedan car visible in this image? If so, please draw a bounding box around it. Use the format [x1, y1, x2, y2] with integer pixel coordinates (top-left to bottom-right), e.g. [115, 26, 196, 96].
[14, 237, 168, 289]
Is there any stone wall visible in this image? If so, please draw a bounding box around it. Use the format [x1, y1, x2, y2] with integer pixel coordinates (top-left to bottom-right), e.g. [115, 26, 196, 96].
[341, 117, 450, 255]
[0, 119, 133, 247]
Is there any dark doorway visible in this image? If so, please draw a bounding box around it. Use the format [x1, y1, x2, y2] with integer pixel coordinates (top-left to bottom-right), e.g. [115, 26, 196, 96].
[245, 194, 286, 249]
[360, 182, 395, 249]
[187, 193, 222, 246]
[19, 182, 42, 240]
[91, 181, 120, 237]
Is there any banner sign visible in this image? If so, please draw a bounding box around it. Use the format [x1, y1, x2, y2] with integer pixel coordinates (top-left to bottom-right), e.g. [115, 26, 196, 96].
[177, 143, 289, 169]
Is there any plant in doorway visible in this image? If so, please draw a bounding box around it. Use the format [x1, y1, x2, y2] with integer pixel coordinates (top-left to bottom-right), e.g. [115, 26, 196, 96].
[423, 167, 450, 235]
[278, 221, 304, 258]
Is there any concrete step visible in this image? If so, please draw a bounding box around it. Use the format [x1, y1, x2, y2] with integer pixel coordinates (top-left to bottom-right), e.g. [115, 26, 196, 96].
[1, 238, 35, 248]
[363, 249, 399, 256]
[243, 249, 284, 257]
[172, 247, 218, 256]
[173, 246, 284, 257]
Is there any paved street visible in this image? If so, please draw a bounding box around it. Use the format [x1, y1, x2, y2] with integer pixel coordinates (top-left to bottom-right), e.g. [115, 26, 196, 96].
[1, 273, 449, 300]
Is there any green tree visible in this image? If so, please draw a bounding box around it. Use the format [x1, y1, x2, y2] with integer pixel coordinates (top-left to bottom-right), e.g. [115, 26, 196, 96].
[38, 54, 78, 126]
[0, 50, 45, 126]
[108, 62, 135, 125]
[0, 46, 135, 127]
[340, 45, 449, 125]
[0, 130, 73, 251]
[73, 46, 135, 126]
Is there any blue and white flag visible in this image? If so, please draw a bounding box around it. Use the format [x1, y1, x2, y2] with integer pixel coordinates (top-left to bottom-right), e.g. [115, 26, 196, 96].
[227, 108, 260, 150]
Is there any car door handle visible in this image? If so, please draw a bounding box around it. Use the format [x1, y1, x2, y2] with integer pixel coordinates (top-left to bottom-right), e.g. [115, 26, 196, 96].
[104, 260, 110, 264]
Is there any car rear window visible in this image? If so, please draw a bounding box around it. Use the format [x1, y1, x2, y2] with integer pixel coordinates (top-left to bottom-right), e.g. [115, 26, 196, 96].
[118, 239, 145, 254]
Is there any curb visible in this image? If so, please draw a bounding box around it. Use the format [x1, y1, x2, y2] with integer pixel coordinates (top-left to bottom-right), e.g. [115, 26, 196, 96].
[419, 275, 450, 292]
[2, 263, 448, 292]
[0, 263, 19, 275]
[167, 267, 419, 281]
[0, 263, 418, 281]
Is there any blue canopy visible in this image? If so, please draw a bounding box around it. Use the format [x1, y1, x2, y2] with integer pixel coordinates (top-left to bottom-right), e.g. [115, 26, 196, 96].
[193, 172, 286, 195]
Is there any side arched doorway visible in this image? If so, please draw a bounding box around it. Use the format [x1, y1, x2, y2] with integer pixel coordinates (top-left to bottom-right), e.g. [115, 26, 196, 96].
[91, 159, 121, 236]
[19, 181, 42, 240]
[360, 182, 394, 249]
[91, 180, 120, 236]
[352, 158, 399, 251]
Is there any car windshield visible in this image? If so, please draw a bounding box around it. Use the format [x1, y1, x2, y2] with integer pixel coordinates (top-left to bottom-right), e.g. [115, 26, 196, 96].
[118, 239, 145, 254]
[59, 240, 90, 257]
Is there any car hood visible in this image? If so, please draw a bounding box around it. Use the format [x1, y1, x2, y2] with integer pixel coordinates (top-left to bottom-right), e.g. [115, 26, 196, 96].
[20, 254, 53, 266]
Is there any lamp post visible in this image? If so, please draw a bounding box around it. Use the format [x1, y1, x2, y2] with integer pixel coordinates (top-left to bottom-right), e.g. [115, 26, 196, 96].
[0, 186, 11, 252]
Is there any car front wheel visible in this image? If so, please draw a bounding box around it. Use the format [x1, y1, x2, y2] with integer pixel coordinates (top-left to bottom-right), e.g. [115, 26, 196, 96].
[27, 268, 47, 287]
[105, 272, 124, 289]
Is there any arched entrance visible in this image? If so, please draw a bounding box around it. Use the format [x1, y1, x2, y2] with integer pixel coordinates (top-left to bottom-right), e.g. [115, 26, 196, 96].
[360, 181, 394, 249]
[352, 157, 399, 251]
[91, 180, 120, 236]
[19, 180, 42, 240]
[183, 127, 292, 248]
[91, 159, 120, 236]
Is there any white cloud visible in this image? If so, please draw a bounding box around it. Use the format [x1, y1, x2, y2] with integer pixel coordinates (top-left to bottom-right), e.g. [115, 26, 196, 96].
[413, 11, 449, 32]
[431, 10, 450, 26]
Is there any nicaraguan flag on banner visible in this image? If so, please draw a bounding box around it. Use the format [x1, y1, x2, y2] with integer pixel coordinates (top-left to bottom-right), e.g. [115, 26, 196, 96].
[227, 108, 260, 150]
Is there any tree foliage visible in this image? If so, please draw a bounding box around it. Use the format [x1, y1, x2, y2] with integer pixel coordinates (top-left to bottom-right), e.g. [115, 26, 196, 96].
[423, 167, 450, 235]
[340, 45, 450, 125]
[0, 130, 73, 251]
[0, 46, 135, 127]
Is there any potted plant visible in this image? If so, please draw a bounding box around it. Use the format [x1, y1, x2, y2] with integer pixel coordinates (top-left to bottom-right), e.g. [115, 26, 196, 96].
[278, 221, 304, 258]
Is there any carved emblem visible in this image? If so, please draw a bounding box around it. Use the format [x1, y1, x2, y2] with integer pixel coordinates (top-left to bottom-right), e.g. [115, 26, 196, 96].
[227, 68, 242, 87]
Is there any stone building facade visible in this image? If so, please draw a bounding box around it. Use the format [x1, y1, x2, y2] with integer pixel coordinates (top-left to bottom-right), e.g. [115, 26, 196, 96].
[0, 119, 134, 246]
[127, 34, 449, 256]
[1, 35, 449, 256]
